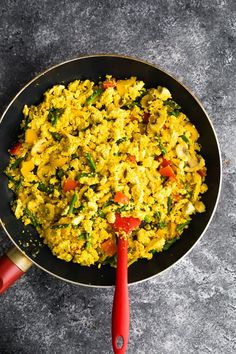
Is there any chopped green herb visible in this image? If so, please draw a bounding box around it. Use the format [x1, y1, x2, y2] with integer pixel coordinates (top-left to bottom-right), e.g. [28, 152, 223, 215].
[116, 205, 131, 213]
[164, 99, 181, 117]
[86, 88, 103, 105]
[77, 171, 96, 179]
[72, 224, 80, 229]
[121, 91, 146, 110]
[150, 249, 157, 255]
[56, 168, 65, 179]
[164, 99, 181, 110]
[116, 137, 127, 145]
[48, 108, 64, 126]
[51, 224, 70, 229]
[103, 200, 116, 208]
[167, 196, 173, 214]
[86, 152, 96, 172]
[169, 110, 180, 117]
[68, 193, 78, 215]
[22, 115, 30, 132]
[153, 211, 161, 220]
[121, 104, 132, 110]
[25, 208, 40, 228]
[85, 241, 91, 249]
[5, 173, 21, 189]
[123, 100, 140, 109]
[37, 183, 54, 195]
[176, 221, 190, 233]
[51, 132, 63, 142]
[73, 204, 85, 214]
[121, 102, 138, 110]
[71, 153, 78, 159]
[11, 157, 24, 169]
[156, 136, 166, 155]
[180, 134, 189, 143]
[78, 232, 91, 248]
[89, 184, 98, 192]
[5, 173, 16, 183]
[134, 89, 146, 104]
[103, 255, 116, 266]
[78, 204, 85, 212]
[163, 237, 179, 250]
[157, 221, 167, 229]
[79, 232, 90, 240]
[97, 209, 106, 218]
[144, 215, 152, 223]
[132, 101, 141, 108]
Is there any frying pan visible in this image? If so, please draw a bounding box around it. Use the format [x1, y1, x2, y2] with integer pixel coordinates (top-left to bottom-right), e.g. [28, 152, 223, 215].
[0, 55, 222, 292]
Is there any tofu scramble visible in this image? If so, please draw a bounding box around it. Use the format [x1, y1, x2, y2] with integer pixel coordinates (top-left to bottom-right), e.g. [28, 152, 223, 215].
[5, 76, 208, 267]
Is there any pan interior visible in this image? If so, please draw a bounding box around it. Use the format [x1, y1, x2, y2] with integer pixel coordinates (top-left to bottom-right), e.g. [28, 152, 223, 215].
[0, 56, 221, 286]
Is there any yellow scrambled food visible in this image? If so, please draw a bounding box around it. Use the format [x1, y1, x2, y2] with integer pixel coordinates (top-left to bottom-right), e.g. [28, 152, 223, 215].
[6, 76, 207, 266]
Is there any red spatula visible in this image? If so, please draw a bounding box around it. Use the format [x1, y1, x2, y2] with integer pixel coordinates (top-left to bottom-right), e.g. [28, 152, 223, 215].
[111, 213, 141, 354]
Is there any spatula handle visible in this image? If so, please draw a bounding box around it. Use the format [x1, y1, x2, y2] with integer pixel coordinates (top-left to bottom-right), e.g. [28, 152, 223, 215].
[112, 237, 129, 354]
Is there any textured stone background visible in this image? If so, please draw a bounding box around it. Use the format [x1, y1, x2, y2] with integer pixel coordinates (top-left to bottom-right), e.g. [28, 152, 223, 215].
[0, 0, 235, 353]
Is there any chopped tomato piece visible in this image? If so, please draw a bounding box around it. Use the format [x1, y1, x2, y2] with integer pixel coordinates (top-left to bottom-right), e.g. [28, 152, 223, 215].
[114, 191, 129, 204]
[198, 168, 207, 177]
[143, 112, 150, 124]
[9, 142, 22, 155]
[63, 179, 79, 193]
[112, 214, 141, 234]
[127, 154, 136, 163]
[173, 194, 181, 202]
[101, 239, 117, 256]
[159, 165, 176, 179]
[161, 158, 171, 167]
[103, 81, 116, 89]
[155, 156, 172, 164]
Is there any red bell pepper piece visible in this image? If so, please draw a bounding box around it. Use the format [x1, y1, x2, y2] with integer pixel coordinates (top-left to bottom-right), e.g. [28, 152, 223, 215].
[9, 142, 22, 156]
[101, 239, 117, 257]
[159, 165, 176, 179]
[198, 168, 207, 177]
[114, 191, 129, 204]
[173, 194, 181, 202]
[161, 158, 171, 167]
[63, 179, 79, 193]
[127, 154, 136, 163]
[103, 81, 116, 89]
[112, 213, 141, 234]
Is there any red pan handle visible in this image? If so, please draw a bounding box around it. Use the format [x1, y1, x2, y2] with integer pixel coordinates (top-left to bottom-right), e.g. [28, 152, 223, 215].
[112, 237, 129, 354]
[0, 247, 32, 294]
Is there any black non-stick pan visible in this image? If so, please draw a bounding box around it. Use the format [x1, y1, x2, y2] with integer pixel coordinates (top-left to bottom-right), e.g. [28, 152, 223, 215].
[0, 55, 222, 291]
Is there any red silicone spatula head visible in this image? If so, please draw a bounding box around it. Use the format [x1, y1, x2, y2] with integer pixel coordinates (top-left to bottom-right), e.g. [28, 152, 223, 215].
[111, 213, 141, 354]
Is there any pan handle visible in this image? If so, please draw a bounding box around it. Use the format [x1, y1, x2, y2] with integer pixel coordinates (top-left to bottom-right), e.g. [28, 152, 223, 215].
[112, 238, 129, 354]
[0, 247, 32, 294]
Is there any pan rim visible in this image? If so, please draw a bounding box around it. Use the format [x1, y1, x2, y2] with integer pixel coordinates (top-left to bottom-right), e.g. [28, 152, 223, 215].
[0, 53, 223, 288]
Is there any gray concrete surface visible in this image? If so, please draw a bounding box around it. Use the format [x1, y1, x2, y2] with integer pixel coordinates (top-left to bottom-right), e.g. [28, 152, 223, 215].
[0, 0, 235, 353]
